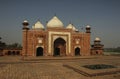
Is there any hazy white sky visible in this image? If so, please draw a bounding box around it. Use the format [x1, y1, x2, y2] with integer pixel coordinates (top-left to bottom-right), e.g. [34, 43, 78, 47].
[0, 0, 120, 48]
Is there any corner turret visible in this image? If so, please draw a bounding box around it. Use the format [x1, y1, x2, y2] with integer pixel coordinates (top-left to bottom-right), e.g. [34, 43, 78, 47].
[86, 25, 91, 33]
[22, 20, 29, 30]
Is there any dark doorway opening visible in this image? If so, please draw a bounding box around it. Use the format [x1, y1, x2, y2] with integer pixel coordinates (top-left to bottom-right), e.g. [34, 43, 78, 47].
[12, 51, 15, 55]
[36, 47, 43, 56]
[16, 51, 20, 55]
[75, 47, 80, 56]
[54, 47, 60, 56]
[8, 51, 11, 55]
[96, 51, 98, 54]
[54, 38, 66, 56]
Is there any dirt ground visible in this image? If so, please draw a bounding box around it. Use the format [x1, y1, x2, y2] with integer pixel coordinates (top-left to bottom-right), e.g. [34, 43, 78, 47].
[0, 55, 120, 79]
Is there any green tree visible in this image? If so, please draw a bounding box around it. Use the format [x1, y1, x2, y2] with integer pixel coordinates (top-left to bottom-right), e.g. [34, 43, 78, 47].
[0, 37, 6, 49]
[7, 43, 22, 49]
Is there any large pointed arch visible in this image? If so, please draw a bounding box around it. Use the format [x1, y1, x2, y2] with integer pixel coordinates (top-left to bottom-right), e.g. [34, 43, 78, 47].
[54, 37, 66, 56]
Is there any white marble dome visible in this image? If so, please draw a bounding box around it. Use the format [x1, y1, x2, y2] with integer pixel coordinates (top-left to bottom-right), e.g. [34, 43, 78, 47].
[47, 16, 64, 28]
[32, 21, 44, 29]
[66, 23, 76, 31]
[95, 37, 100, 41]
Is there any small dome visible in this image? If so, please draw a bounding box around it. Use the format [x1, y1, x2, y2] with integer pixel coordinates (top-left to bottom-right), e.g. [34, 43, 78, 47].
[47, 16, 64, 28]
[32, 21, 44, 29]
[95, 37, 100, 41]
[22, 20, 29, 27]
[66, 23, 76, 31]
[23, 20, 28, 23]
[86, 25, 91, 28]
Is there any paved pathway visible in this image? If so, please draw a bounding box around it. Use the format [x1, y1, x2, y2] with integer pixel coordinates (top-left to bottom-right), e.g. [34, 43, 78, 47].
[0, 56, 120, 79]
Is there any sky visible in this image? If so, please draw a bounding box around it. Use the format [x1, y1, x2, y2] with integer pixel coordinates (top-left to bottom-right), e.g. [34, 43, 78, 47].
[0, 0, 120, 48]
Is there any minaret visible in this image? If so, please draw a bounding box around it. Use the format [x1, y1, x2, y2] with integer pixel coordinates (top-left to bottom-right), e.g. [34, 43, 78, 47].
[86, 25, 91, 33]
[22, 20, 29, 30]
[82, 25, 91, 55]
[22, 20, 29, 56]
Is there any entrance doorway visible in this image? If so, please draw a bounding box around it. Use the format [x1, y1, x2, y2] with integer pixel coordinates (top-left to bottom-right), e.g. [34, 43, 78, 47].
[75, 47, 80, 56]
[36, 47, 43, 56]
[54, 38, 66, 56]
[54, 47, 60, 56]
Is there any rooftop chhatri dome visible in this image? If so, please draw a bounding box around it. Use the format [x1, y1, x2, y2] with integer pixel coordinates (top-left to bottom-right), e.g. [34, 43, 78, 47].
[23, 20, 28, 23]
[66, 23, 76, 31]
[47, 16, 64, 28]
[95, 37, 100, 41]
[22, 20, 29, 27]
[32, 21, 44, 29]
[86, 25, 91, 28]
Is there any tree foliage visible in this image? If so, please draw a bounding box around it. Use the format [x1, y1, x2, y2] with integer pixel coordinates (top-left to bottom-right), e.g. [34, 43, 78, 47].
[104, 47, 120, 53]
[0, 37, 22, 49]
[0, 37, 6, 49]
[6, 43, 22, 49]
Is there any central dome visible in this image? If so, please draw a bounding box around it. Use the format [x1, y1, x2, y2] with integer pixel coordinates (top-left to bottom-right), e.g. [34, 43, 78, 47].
[47, 16, 64, 28]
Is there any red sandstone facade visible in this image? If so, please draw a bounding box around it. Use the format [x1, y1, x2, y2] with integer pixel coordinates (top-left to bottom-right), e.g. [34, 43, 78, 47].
[22, 16, 99, 56]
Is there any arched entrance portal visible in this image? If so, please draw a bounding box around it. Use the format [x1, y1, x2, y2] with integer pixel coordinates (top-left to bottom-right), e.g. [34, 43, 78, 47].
[36, 47, 43, 56]
[75, 47, 80, 56]
[54, 38, 66, 56]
